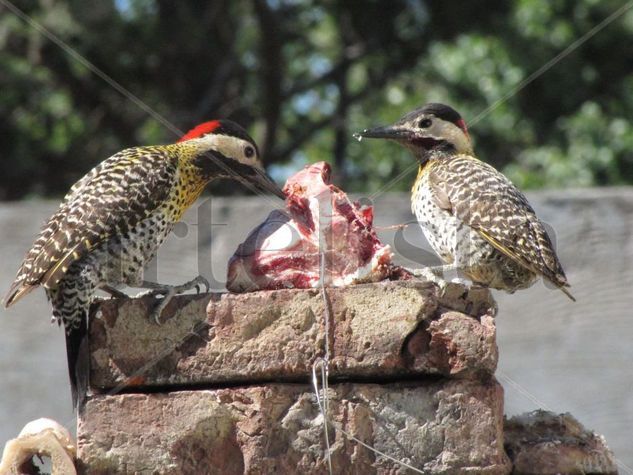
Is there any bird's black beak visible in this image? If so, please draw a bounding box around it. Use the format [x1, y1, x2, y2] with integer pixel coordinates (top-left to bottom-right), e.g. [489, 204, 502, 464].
[251, 168, 286, 199]
[353, 124, 411, 141]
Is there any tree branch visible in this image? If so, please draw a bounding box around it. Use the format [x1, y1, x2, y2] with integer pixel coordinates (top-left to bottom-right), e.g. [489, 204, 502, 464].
[253, 0, 283, 163]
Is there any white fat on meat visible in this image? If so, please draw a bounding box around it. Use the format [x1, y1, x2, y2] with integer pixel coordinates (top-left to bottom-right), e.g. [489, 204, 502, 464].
[226, 162, 401, 292]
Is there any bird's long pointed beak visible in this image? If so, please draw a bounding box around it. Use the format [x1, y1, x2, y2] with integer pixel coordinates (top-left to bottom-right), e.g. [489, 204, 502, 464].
[353, 124, 410, 141]
[251, 168, 286, 199]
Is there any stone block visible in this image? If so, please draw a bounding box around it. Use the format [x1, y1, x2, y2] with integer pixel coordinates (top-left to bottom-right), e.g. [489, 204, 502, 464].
[504, 410, 618, 475]
[77, 379, 510, 474]
[89, 281, 498, 391]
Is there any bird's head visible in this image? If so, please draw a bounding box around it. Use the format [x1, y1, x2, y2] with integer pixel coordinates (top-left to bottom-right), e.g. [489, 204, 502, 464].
[354, 103, 472, 162]
[177, 120, 285, 199]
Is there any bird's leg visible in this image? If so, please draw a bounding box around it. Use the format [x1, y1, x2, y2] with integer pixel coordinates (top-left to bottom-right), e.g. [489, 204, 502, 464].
[428, 263, 472, 285]
[435, 264, 476, 286]
[429, 263, 463, 278]
[136, 276, 210, 324]
[100, 284, 129, 300]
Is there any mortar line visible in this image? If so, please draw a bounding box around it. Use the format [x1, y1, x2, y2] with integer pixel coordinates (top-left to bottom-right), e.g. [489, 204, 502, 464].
[62, 312, 211, 431]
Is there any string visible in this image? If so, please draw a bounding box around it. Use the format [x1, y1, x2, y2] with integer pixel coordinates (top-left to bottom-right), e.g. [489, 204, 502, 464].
[317, 250, 333, 475]
[313, 247, 427, 474]
[310, 359, 427, 474]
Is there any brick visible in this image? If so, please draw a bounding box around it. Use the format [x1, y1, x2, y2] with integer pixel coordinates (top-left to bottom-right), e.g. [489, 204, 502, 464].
[89, 281, 498, 390]
[77, 379, 510, 475]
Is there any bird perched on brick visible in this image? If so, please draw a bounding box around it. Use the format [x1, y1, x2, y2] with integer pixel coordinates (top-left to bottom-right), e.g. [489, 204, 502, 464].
[4, 119, 285, 405]
[355, 103, 574, 301]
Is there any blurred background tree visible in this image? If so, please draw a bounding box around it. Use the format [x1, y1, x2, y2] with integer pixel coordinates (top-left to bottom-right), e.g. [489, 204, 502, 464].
[0, 0, 631, 199]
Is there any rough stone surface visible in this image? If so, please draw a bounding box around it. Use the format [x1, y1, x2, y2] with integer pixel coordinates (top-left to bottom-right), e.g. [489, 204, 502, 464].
[89, 281, 498, 390]
[504, 410, 618, 475]
[4, 190, 633, 468]
[77, 379, 510, 475]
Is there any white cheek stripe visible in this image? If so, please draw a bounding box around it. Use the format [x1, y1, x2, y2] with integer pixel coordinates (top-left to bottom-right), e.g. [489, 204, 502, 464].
[194, 134, 261, 167]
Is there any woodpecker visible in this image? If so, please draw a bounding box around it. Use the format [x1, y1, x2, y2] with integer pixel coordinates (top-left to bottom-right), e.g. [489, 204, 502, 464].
[355, 103, 574, 301]
[4, 119, 285, 405]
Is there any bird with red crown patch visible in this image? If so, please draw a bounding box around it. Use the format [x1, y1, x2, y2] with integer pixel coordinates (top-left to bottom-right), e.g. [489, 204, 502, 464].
[4, 119, 284, 406]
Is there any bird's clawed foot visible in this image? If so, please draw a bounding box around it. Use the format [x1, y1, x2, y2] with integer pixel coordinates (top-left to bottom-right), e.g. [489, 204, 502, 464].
[138, 276, 210, 324]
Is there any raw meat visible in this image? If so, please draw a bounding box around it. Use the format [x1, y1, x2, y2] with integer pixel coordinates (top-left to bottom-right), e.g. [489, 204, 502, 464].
[226, 162, 407, 292]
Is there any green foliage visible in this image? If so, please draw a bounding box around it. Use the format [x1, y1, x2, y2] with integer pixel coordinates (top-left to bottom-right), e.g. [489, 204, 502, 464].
[507, 101, 633, 187]
[0, 0, 632, 199]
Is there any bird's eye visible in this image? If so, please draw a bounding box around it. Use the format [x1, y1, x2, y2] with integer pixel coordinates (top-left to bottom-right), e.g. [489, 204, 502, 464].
[418, 118, 432, 128]
[244, 146, 255, 158]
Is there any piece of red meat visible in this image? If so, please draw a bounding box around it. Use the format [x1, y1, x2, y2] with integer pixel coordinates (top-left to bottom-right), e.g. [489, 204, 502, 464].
[226, 162, 407, 292]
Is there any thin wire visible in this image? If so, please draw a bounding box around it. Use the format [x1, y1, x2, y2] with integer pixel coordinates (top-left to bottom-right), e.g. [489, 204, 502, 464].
[498, 370, 633, 475]
[469, 1, 633, 126]
[336, 425, 426, 473]
[0, 0, 290, 440]
[317, 250, 333, 475]
[497, 370, 553, 412]
[61, 318, 210, 428]
[618, 460, 633, 475]
[0, 0, 283, 208]
[310, 359, 427, 474]
[0, 0, 181, 137]
[368, 0, 633, 200]
[10, 0, 632, 470]
[369, 162, 418, 200]
[313, 232, 426, 473]
[312, 359, 333, 475]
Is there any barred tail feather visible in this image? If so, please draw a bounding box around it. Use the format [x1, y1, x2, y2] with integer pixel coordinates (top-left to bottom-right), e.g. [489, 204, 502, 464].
[3, 280, 37, 308]
[49, 283, 92, 409]
[65, 315, 89, 409]
[558, 283, 576, 302]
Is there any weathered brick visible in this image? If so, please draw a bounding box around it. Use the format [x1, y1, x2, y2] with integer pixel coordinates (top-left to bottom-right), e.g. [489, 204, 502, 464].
[89, 281, 498, 390]
[78, 380, 510, 475]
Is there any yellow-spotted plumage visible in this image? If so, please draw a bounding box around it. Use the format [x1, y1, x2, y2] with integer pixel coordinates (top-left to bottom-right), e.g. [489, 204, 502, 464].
[358, 103, 574, 300]
[4, 119, 284, 405]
